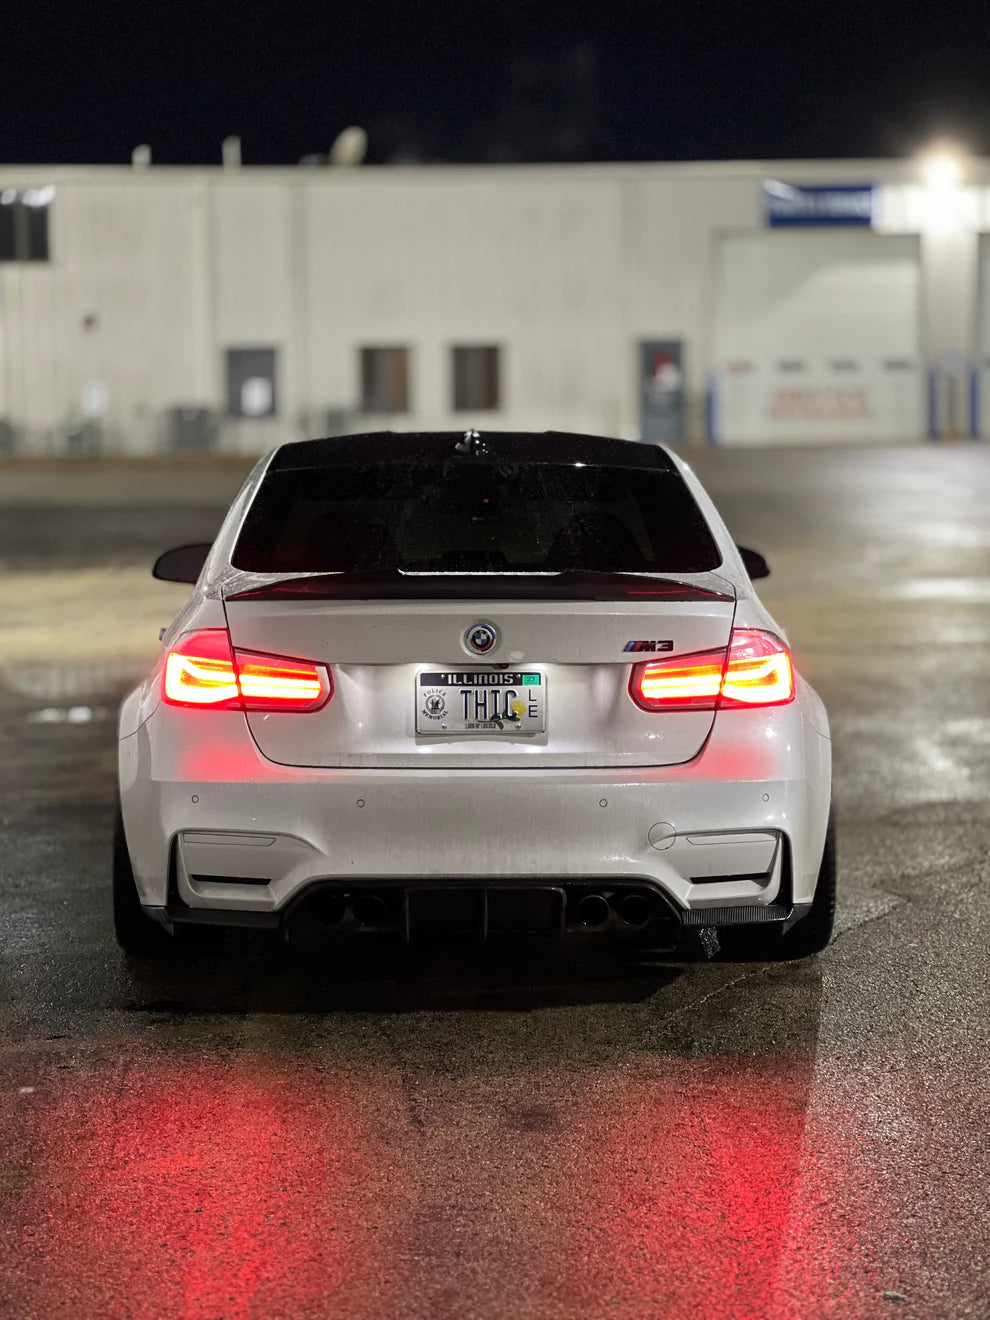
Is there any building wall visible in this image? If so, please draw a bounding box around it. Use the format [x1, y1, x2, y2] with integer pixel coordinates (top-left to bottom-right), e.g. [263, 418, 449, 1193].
[0, 160, 987, 454]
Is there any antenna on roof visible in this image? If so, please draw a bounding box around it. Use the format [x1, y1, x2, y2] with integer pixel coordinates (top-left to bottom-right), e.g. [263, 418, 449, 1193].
[454, 429, 488, 457]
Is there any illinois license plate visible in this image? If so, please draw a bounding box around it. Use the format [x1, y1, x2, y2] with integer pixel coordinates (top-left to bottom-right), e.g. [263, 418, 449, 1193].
[416, 670, 545, 735]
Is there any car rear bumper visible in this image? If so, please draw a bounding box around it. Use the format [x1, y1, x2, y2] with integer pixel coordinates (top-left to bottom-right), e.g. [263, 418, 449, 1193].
[148, 874, 814, 952]
[119, 699, 832, 933]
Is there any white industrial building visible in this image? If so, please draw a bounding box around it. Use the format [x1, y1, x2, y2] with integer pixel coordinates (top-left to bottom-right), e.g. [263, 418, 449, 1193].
[1, 155, 989, 455]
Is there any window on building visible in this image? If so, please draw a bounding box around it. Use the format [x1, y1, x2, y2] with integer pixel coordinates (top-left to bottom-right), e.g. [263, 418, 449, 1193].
[360, 347, 410, 413]
[0, 186, 53, 262]
[226, 347, 278, 417]
[452, 345, 501, 411]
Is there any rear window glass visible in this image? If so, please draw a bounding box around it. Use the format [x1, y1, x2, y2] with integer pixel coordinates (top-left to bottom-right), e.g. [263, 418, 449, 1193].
[232, 462, 722, 574]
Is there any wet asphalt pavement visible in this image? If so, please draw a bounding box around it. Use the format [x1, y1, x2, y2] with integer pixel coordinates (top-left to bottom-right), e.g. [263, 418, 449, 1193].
[0, 444, 988, 1319]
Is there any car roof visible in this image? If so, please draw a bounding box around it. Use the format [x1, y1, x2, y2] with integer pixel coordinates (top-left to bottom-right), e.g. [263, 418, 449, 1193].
[269, 431, 675, 472]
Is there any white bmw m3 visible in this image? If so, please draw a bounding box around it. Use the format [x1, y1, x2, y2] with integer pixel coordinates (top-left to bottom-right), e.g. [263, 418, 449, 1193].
[113, 430, 834, 960]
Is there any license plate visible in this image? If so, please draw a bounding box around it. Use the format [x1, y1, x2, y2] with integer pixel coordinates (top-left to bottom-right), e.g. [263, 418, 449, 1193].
[416, 670, 546, 735]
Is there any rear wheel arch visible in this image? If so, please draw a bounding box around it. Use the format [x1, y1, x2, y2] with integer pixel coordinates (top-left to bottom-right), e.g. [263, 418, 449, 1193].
[718, 807, 836, 962]
[112, 804, 224, 958]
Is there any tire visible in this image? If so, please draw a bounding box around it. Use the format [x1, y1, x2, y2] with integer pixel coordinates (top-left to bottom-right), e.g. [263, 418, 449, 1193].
[775, 810, 836, 959]
[721, 810, 836, 962]
[112, 806, 224, 958]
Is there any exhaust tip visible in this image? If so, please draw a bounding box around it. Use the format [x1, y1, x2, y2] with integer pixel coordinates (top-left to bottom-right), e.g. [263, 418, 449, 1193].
[575, 893, 611, 928]
[352, 893, 388, 928]
[617, 892, 653, 928]
[283, 889, 346, 949]
[309, 892, 346, 927]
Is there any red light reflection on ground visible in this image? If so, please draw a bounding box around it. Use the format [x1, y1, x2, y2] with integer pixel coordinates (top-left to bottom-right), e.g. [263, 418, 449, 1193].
[0, 1039, 890, 1319]
[1, 1045, 384, 1320]
[550, 1052, 877, 1319]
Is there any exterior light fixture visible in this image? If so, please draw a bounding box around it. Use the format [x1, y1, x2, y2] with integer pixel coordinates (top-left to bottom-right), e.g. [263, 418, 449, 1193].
[920, 144, 966, 189]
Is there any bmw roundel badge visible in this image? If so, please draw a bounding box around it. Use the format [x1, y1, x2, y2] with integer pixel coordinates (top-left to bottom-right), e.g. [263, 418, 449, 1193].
[465, 622, 498, 655]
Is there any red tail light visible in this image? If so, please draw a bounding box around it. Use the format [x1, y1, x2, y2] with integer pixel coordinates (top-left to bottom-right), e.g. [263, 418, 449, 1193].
[630, 629, 794, 712]
[163, 629, 332, 711]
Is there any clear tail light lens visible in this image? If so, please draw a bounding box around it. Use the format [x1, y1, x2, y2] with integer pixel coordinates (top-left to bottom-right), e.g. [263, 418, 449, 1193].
[163, 629, 331, 711]
[630, 629, 794, 712]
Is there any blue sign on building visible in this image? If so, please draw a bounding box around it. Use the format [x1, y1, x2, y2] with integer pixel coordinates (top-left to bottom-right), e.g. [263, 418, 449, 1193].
[764, 181, 874, 227]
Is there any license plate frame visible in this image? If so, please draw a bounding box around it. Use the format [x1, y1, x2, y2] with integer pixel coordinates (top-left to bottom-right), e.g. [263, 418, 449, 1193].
[416, 669, 546, 735]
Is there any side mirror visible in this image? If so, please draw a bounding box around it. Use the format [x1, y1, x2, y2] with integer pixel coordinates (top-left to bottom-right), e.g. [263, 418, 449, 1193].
[736, 545, 770, 580]
[152, 542, 212, 584]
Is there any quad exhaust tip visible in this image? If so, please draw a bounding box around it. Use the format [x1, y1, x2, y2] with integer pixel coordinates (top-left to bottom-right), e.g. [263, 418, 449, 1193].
[574, 890, 654, 929]
[310, 892, 346, 927]
[575, 893, 611, 928]
[293, 885, 659, 940]
[617, 892, 653, 928]
[352, 893, 388, 928]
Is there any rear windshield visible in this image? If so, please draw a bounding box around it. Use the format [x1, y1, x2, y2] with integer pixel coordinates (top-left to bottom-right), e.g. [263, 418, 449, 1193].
[232, 462, 722, 575]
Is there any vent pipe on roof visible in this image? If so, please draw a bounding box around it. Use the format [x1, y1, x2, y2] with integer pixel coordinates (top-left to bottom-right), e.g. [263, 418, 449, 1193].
[329, 126, 368, 167]
[131, 144, 152, 168]
[222, 136, 242, 168]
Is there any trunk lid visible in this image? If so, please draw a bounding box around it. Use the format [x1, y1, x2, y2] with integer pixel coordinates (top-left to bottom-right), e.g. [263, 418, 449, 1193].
[222, 573, 736, 769]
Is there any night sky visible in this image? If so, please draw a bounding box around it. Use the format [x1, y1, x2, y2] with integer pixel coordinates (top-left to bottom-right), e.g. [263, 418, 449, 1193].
[3, 1, 990, 166]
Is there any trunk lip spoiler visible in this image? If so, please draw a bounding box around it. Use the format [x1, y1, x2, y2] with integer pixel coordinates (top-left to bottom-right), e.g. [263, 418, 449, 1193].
[222, 569, 736, 604]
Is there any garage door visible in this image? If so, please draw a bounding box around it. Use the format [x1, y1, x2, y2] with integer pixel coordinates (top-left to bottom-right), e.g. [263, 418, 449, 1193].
[712, 230, 922, 445]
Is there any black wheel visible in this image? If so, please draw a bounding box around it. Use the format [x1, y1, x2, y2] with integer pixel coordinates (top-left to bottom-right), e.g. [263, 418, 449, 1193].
[113, 805, 173, 957]
[112, 806, 225, 958]
[721, 810, 836, 962]
[775, 810, 836, 959]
